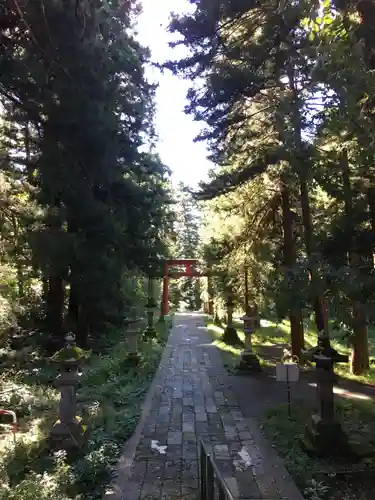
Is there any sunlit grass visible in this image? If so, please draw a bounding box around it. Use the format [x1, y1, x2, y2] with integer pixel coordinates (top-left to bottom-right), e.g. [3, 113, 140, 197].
[208, 314, 375, 384]
[262, 400, 375, 500]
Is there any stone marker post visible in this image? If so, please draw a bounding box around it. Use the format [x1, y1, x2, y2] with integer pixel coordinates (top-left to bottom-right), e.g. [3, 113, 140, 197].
[238, 306, 261, 372]
[50, 333, 87, 450]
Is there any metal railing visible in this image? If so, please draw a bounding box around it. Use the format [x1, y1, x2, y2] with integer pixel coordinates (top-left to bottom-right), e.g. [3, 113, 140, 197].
[200, 440, 235, 500]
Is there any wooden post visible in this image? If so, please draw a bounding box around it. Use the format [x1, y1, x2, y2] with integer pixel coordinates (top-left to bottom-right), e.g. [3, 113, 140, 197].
[162, 262, 169, 316]
[244, 266, 249, 315]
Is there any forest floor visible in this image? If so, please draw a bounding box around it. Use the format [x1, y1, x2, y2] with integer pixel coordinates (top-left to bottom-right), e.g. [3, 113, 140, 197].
[207, 317, 375, 500]
[0, 315, 173, 500]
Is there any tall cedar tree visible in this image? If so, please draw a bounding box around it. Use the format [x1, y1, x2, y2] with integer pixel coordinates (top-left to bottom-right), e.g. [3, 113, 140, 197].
[166, 0, 331, 357]
[0, 1, 171, 347]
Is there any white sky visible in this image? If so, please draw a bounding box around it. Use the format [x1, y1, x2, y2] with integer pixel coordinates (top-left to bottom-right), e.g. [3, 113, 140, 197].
[136, 0, 212, 188]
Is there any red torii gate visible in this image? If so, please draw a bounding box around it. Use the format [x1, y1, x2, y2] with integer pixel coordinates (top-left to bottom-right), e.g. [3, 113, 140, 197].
[162, 259, 207, 315]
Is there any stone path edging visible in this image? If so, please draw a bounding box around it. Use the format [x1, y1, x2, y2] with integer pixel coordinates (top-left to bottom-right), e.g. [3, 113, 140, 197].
[104, 330, 175, 499]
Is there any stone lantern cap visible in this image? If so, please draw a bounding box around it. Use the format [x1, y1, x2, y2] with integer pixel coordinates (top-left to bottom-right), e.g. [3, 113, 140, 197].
[240, 315, 257, 330]
[50, 333, 91, 364]
[124, 317, 143, 327]
[240, 315, 257, 321]
[302, 347, 348, 364]
[313, 352, 349, 364]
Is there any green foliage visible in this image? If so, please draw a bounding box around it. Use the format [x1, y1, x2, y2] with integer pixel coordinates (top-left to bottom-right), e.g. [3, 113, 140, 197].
[0, 315, 172, 499]
[168, 0, 375, 371]
[0, 1, 173, 349]
[262, 399, 375, 500]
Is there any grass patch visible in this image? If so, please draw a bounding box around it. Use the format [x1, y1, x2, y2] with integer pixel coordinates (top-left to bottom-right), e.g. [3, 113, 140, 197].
[0, 315, 173, 499]
[208, 314, 375, 384]
[207, 321, 274, 372]
[262, 400, 375, 500]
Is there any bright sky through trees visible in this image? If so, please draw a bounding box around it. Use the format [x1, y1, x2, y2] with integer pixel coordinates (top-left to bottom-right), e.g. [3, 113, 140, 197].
[137, 0, 212, 188]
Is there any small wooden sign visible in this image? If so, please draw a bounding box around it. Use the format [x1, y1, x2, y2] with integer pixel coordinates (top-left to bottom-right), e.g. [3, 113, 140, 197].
[276, 363, 299, 383]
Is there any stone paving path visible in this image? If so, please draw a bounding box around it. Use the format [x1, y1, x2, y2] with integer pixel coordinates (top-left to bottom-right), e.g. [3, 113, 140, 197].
[108, 313, 304, 500]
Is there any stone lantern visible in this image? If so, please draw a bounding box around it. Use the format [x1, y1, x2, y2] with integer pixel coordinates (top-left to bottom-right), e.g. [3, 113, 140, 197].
[49, 333, 90, 450]
[238, 306, 261, 372]
[124, 316, 142, 365]
[302, 351, 351, 456]
[143, 298, 157, 339]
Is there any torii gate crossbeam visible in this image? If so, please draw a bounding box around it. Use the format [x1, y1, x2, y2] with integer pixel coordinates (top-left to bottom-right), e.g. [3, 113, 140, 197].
[162, 259, 209, 315]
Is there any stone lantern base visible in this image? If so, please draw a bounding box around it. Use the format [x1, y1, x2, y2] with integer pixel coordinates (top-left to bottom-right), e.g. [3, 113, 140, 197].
[302, 415, 351, 457]
[50, 416, 87, 450]
[237, 315, 261, 372]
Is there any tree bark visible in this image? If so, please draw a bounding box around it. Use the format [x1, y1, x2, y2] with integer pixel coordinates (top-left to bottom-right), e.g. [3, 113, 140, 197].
[281, 182, 304, 358]
[341, 151, 369, 374]
[66, 283, 79, 331]
[46, 275, 64, 338]
[287, 64, 328, 335]
[207, 276, 214, 316]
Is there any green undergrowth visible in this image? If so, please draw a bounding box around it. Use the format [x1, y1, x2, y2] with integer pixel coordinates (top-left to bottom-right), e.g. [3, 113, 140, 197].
[261, 400, 375, 500]
[0, 314, 173, 500]
[207, 321, 275, 372]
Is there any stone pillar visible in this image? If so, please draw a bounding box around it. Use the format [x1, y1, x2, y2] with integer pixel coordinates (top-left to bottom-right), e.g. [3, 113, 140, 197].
[303, 354, 351, 456]
[238, 306, 261, 372]
[124, 317, 142, 364]
[50, 333, 87, 450]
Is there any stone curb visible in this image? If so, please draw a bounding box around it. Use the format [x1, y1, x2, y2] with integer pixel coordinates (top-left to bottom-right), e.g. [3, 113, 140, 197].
[103, 329, 175, 499]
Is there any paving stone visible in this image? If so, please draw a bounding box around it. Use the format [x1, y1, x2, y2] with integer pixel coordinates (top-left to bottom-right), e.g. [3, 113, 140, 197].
[223, 477, 240, 498]
[213, 444, 230, 460]
[183, 432, 197, 445]
[139, 481, 161, 500]
[235, 420, 248, 432]
[236, 469, 262, 499]
[182, 412, 195, 423]
[167, 431, 182, 445]
[112, 314, 304, 500]
[165, 444, 182, 460]
[130, 460, 148, 483]
[182, 422, 195, 433]
[180, 484, 199, 499]
[224, 425, 238, 440]
[120, 481, 141, 500]
[164, 459, 182, 479]
[182, 443, 198, 460]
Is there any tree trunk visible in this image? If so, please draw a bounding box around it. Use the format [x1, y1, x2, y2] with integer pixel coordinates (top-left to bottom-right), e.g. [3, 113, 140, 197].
[66, 283, 79, 332]
[76, 306, 89, 348]
[341, 151, 369, 374]
[46, 275, 64, 338]
[287, 65, 328, 335]
[300, 175, 328, 332]
[367, 186, 375, 267]
[351, 300, 369, 374]
[207, 276, 214, 316]
[281, 182, 304, 358]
